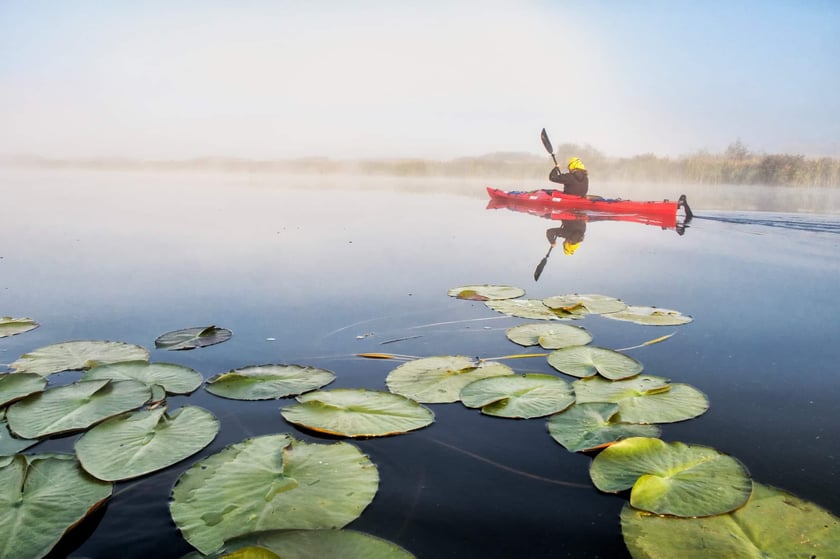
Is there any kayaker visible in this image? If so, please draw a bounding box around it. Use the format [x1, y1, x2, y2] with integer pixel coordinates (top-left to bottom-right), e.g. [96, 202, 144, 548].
[547, 157, 589, 197]
[547, 220, 585, 255]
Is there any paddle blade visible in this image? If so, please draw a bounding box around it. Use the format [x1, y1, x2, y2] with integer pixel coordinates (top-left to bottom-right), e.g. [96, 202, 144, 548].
[540, 128, 554, 155]
[533, 247, 553, 281]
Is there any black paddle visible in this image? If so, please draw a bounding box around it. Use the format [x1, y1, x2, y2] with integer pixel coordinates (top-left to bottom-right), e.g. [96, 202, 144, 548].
[541, 128, 558, 166]
[533, 246, 553, 281]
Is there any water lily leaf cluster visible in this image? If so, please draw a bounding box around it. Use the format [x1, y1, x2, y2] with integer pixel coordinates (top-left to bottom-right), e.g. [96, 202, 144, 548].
[386, 355, 515, 403]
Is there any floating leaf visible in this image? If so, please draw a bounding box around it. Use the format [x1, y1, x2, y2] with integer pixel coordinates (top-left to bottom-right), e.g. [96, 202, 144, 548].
[9, 340, 150, 377]
[573, 375, 709, 424]
[155, 325, 232, 351]
[206, 364, 335, 401]
[0, 409, 38, 455]
[620, 482, 840, 558]
[281, 389, 434, 437]
[170, 434, 379, 555]
[82, 360, 203, 395]
[460, 373, 575, 418]
[590, 437, 752, 517]
[547, 402, 661, 452]
[447, 284, 525, 300]
[0, 454, 112, 559]
[505, 323, 592, 349]
[0, 317, 39, 338]
[184, 529, 416, 559]
[548, 346, 643, 380]
[6, 379, 151, 439]
[543, 294, 627, 314]
[220, 547, 281, 559]
[602, 306, 693, 326]
[0, 373, 47, 407]
[484, 299, 584, 320]
[386, 355, 514, 403]
[76, 405, 219, 481]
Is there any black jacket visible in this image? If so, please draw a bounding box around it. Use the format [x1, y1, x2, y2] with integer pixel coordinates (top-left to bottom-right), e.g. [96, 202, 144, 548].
[546, 221, 586, 245]
[549, 167, 588, 197]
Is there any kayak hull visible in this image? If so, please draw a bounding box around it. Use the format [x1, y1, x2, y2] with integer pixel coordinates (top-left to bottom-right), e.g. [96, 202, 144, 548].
[486, 187, 681, 216]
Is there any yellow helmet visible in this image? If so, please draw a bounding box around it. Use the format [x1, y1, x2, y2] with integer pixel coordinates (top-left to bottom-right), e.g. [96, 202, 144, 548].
[567, 157, 586, 171]
[563, 240, 581, 255]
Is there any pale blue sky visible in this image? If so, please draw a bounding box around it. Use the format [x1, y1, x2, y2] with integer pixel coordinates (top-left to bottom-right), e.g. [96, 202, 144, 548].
[1, 1, 838, 159]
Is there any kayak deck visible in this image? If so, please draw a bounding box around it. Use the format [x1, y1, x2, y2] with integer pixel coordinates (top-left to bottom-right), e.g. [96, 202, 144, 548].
[486, 187, 689, 217]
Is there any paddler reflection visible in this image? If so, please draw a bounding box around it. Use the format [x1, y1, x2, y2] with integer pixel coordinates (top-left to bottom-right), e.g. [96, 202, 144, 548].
[533, 215, 586, 281]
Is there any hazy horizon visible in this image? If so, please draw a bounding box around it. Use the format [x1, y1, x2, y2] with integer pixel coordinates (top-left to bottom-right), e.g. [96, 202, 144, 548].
[2, 2, 839, 161]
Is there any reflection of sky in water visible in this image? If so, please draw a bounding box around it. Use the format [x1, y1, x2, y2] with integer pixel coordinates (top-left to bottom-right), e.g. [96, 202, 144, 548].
[3, 171, 840, 558]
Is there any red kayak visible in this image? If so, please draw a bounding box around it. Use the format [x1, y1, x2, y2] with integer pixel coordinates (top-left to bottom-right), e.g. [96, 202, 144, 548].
[486, 197, 681, 229]
[486, 187, 690, 218]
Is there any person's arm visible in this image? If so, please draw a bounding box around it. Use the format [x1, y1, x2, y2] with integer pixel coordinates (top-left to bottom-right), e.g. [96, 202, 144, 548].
[549, 166, 567, 184]
[546, 227, 563, 246]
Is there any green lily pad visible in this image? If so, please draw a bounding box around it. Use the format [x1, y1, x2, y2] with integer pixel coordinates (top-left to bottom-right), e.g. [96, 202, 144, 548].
[170, 434, 379, 555]
[590, 437, 753, 517]
[386, 355, 515, 403]
[9, 340, 150, 377]
[76, 405, 219, 481]
[548, 346, 643, 380]
[573, 375, 709, 424]
[546, 402, 661, 452]
[6, 379, 151, 439]
[0, 317, 39, 338]
[155, 325, 233, 351]
[220, 548, 281, 559]
[0, 454, 112, 559]
[543, 294, 627, 315]
[206, 364, 336, 400]
[0, 409, 38, 455]
[460, 373, 575, 418]
[82, 360, 203, 395]
[620, 482, 840, 558]
[281, 389, 434, 437]
[602, 306, 693, 326]
[448, 284, 525, 301]
[184, 529, 416, 559]
[505, 323, 592, 349]
[485, 299, 585, 320]
[0, 372, 47, 407]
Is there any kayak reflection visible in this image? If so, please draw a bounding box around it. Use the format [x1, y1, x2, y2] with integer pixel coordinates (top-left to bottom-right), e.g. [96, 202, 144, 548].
[485, 197, 692, 281]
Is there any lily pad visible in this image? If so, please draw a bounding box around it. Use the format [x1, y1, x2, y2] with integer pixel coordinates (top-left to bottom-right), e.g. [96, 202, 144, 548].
[281, 389, 434, 437]
[0, 409, 39, 455]
[9, 340, 150, 377]
[76, 405, 219, 481]
[548, 346, 643, 380]
[6, 379, 151, 439]
[206, 364, 335, 401]
[0, 317, 39, 338]
[386, 355, 515, 403]
[155, 325, 233, 351]
[505, 323, 592, 349]
[0, 372, 47, 407]
[82, 360, 203, 395]
[485, 299, 585, 320]
[184, 529, 416, 559]
[220, 548, 280, 559]
[602, 306, 693, 326]
[447, 284, 525, 301]
[170, 434, 379, 555]
[460, 373, 575, 419]
[620, 482, 840, 558]
[546, 402, 661, 452]
[0, 454, 112, 559]
[543, 294, 627, 315]
[573, 375, 709, 424]
[590, 437, 753, 517]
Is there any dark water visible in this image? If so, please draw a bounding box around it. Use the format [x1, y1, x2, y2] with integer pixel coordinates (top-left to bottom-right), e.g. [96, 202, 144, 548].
[2, 171, 839, 558]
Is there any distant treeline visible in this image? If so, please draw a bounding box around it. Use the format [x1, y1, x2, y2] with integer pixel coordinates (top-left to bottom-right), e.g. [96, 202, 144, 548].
[4, 140, 840, 187]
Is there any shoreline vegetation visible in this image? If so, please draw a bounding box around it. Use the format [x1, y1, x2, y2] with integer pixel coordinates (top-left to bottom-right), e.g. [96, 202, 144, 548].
[2, 141, 840, 188]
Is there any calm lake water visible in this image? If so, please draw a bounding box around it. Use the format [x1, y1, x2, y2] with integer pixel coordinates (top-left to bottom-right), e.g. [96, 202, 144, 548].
[2, 170, 840, 558]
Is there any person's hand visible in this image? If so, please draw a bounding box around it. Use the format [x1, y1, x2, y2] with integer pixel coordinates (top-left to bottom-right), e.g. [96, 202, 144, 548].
[550, 242, 557, 248]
